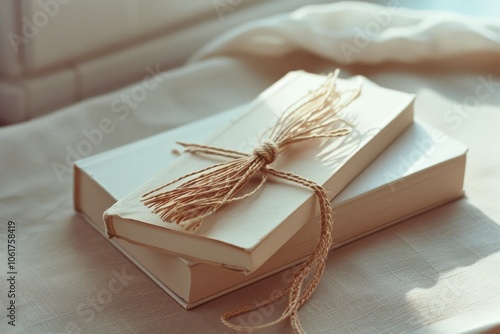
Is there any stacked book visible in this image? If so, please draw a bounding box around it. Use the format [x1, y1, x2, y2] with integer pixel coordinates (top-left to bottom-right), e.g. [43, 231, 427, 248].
[74, 71, 467, 309]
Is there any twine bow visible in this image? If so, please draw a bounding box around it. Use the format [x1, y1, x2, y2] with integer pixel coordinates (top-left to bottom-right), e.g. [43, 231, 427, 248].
[142, 70, 360, 333]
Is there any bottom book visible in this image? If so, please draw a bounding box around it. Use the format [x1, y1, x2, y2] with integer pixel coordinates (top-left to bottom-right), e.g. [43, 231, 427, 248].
[74, 108, 467, 309]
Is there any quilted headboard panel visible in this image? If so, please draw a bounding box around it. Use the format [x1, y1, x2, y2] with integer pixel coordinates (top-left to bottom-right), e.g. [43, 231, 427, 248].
[1, 0, 216, 75]
[0, 0, 334, 124]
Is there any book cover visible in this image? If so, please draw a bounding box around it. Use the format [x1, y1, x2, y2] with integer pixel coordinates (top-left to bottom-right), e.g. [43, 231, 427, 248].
[103, 71, 415, 272]
[75, 114, 466, 308]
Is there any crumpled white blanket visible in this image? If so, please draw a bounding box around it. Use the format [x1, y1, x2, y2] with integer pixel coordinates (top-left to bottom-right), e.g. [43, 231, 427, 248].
[192, 1, 500, 64]
[1, 2, 500, 333]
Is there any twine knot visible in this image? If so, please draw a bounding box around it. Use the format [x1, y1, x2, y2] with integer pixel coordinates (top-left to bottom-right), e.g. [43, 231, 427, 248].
[253, 141, 279, 165]
[141, 70, 362, 334]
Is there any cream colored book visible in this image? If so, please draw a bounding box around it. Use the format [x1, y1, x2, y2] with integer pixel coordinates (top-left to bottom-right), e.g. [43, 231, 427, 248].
[103, 71, 415, 272]
[74, 110, 466, 309]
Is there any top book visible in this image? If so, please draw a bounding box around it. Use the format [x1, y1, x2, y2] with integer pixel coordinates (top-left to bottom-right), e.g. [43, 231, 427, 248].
[104, 71, 415, 272]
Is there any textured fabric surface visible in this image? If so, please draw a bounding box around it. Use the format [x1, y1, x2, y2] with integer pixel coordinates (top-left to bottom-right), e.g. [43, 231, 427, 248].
[1, 2, 500, 333]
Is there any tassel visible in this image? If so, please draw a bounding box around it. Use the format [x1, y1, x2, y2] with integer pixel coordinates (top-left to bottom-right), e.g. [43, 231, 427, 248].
[142, 70, 361, 333]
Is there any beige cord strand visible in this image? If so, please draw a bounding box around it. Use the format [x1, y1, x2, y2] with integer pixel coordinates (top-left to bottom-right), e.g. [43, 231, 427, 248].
[142, 70, 361, 333]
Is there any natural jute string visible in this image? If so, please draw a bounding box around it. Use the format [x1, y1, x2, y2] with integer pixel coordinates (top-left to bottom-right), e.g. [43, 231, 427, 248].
[142, 70, 361, 333]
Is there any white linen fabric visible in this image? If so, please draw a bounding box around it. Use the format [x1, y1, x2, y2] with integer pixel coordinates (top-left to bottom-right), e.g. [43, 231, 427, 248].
[192, 1, 500, 65]
[1, 2, 500, 333]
